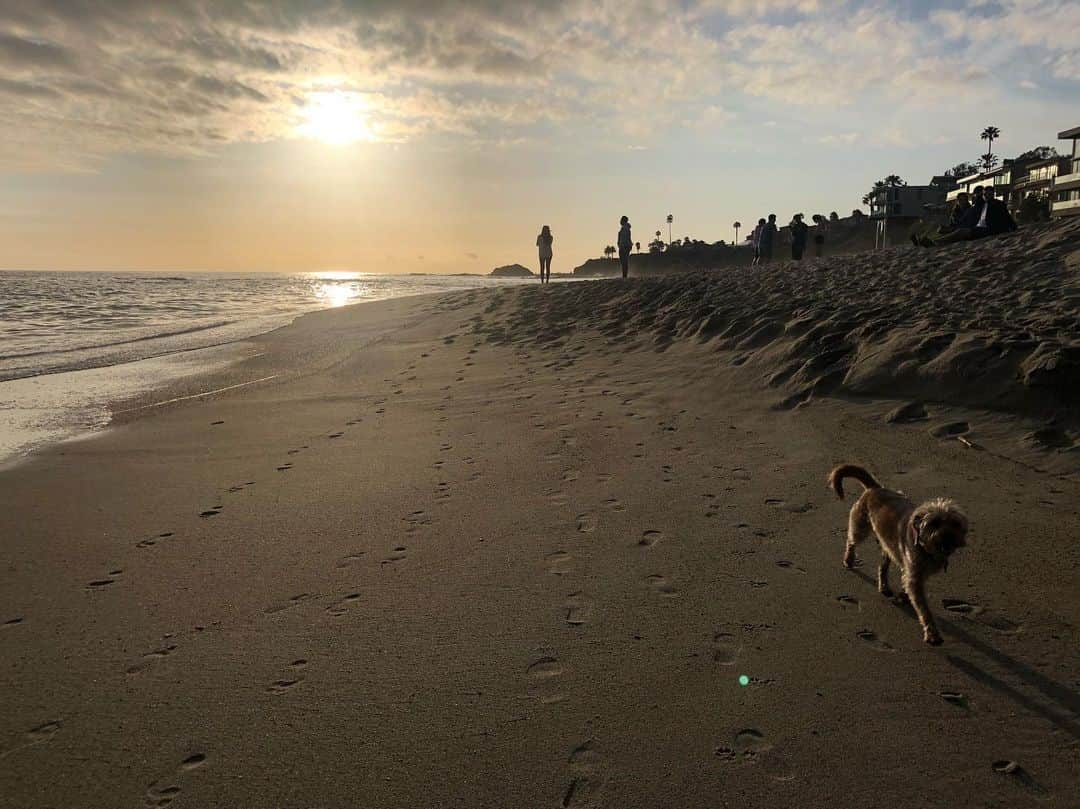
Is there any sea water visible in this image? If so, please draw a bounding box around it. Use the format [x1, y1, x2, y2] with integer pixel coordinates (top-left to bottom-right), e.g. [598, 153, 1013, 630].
[0, 270, 529, 464]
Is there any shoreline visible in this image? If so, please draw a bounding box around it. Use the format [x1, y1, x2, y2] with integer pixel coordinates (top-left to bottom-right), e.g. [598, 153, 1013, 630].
[2, 249, 1078, 807]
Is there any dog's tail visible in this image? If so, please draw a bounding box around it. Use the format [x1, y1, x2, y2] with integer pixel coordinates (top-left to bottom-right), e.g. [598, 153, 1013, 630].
[828, 464, 883, 499]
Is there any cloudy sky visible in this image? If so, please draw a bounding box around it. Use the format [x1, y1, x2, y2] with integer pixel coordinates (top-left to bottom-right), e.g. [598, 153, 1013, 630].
[1, 0, 1078, 273]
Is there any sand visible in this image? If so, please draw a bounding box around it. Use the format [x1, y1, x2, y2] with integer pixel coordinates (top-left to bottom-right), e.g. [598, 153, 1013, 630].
[2, 223, 1079, 808]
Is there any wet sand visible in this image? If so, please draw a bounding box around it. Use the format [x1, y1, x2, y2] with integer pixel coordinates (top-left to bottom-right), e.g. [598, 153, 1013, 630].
[2, 233, 1079, 808]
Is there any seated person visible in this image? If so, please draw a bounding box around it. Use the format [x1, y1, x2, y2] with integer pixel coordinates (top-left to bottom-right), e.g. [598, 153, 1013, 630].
[921, 187, 984, 246]
[910, 192, 972, 246]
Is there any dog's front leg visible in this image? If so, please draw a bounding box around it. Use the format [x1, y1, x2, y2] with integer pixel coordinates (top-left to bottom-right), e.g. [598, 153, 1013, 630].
[903, 572, 941, 645]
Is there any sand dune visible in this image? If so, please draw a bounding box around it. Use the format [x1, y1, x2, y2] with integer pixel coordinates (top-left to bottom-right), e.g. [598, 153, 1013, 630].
[476, 217, 1080, 472]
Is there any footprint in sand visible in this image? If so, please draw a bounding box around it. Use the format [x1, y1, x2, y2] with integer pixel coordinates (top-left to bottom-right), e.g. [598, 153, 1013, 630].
[576, 513, 597, 533]
[856, 629, 896, 652]
[527, 655, 567, 705]
[336, 553, 365, 569]
[602, 498, 626, 512]
[715, 729, 794, 781]
[546, 551, 572, 575]
[27, 720, 62, 744]
[930, 421, 970, 440]
[180, 753, 207, 771]
[199, 507, 222, 518]
[765, 498, 813, 514]
[264, 593, 313, 615]
[403, 511, 431, 533]
[126, 644, 179, 675]
[328, 432, 344, 439]
[136, 532, 175, 549]
[562, 469, 581, 482]
[86, 570, 123, 590]
[325, 592, 361, 616]
[144, 752, 210, 807]
[638, 530, 664, 548]
[939, 691, 969, 708]
[268, 660, 308, 694]
[562, 741, 605, 808]
[564, 593, 593, 627]
[2, 617, 24, 629]
[942, 598, 984, 616]
[712, 633, 740, 666]
[643, 574, 679, 598]
[775, 560, 806, 574]
[435, 482, 452, 502]
[382, 547, 408, 565]
[276, 463, 294, 472]
[144, 784, 182, 807]
[836, 594, 861, 610]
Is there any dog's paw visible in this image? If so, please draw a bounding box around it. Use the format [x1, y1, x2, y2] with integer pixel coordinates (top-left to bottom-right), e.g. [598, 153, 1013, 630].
[879, 586, 893, 598]
[890, 592, 910, 606]
[923, 631, 943, 646]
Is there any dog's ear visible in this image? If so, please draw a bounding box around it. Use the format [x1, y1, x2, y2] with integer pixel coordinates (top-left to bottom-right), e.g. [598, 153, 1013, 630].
[909, 514, 924, 546]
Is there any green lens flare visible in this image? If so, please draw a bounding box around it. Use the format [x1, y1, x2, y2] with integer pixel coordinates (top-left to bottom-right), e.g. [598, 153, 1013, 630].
[738, 675, 750, 686]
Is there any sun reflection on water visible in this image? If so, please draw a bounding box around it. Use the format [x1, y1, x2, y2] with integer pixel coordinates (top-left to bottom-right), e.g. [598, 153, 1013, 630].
[308, 271, 367, 308]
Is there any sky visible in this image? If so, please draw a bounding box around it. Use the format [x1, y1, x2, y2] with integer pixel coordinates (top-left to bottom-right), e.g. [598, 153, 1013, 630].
[1, 0, 1078, 274]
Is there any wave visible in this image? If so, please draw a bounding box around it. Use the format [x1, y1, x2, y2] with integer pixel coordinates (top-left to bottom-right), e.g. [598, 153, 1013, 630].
[0, 320, 235, 361]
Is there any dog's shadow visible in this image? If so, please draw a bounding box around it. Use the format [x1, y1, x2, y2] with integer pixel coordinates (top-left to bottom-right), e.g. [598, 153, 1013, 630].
[848, 569, 1080, 742]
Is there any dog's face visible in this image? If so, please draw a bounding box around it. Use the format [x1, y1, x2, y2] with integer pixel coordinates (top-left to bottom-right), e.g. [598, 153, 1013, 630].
[911, 499, 968, 570]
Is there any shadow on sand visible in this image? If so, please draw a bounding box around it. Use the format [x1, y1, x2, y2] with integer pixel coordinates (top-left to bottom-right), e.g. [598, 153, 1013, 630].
[849, 569, 1080, 743]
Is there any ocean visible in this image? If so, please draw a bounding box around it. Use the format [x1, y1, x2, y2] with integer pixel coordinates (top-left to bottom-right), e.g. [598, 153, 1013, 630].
[0, 270, 531, 465]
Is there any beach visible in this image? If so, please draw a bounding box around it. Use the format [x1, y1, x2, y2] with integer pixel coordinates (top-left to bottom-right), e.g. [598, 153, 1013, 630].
[2, 227, 1079, 808]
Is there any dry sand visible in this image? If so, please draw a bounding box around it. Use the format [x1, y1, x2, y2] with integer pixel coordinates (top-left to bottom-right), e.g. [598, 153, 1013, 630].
[2, 222, 1079, 808]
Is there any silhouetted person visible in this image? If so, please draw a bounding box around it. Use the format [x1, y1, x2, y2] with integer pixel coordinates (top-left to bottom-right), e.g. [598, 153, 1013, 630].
[811, 214, 828, 257]
[758, 214, 777, 264]
[790, 213, 809, 260]
[536, 225, 553, 283]
[921, 186, 1010, 246]
[618, 216, 632, 278]
[973, 186, 1017, 236]
[751, 218, 766, 265]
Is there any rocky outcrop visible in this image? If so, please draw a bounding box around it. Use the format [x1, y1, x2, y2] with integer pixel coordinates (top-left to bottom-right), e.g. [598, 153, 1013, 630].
[489, 264, 534, 277]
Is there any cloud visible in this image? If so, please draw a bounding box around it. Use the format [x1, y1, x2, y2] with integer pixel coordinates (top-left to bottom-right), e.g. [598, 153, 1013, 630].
[0, 0, 1076, 170]
[818, 132, 860, 145]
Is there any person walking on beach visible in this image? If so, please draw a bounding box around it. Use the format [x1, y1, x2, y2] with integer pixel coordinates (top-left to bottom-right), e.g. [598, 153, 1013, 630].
[811, 214, 828, 257]
[758, 214, 777, 264]
[789, 213, 809, 261]
[617, 215, 633, 279]
[751, 218, 766, 265]
[536, 225, 554, 284]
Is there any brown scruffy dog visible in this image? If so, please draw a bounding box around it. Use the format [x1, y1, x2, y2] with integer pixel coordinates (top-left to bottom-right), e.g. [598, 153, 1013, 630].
[828, 464, 969, 645]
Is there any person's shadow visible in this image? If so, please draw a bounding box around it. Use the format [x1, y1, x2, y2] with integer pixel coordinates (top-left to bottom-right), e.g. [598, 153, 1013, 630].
[848, 569, 1080, 743]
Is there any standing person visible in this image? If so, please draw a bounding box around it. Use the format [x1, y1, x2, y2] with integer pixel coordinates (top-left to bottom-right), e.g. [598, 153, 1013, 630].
[758, 214, 778, 264]
[811, 214, 828, 257]
[790, 213, 809, 260]
[536, 225, 553, 284]
[617, 215, 633, 279]
[751, 218, 765, 265]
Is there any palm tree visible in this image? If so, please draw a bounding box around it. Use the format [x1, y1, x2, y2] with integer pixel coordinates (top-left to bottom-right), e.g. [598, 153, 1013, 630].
[980, 125, 1000, 163]
[883, 174, 906, 187]
[981, 153, 999, 172]
[666, 213, 673, 244]
[733, 221, 741, 243]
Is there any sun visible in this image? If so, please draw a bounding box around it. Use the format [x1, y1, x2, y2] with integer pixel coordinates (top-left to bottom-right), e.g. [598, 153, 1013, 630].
[297, 90, 374, 146]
